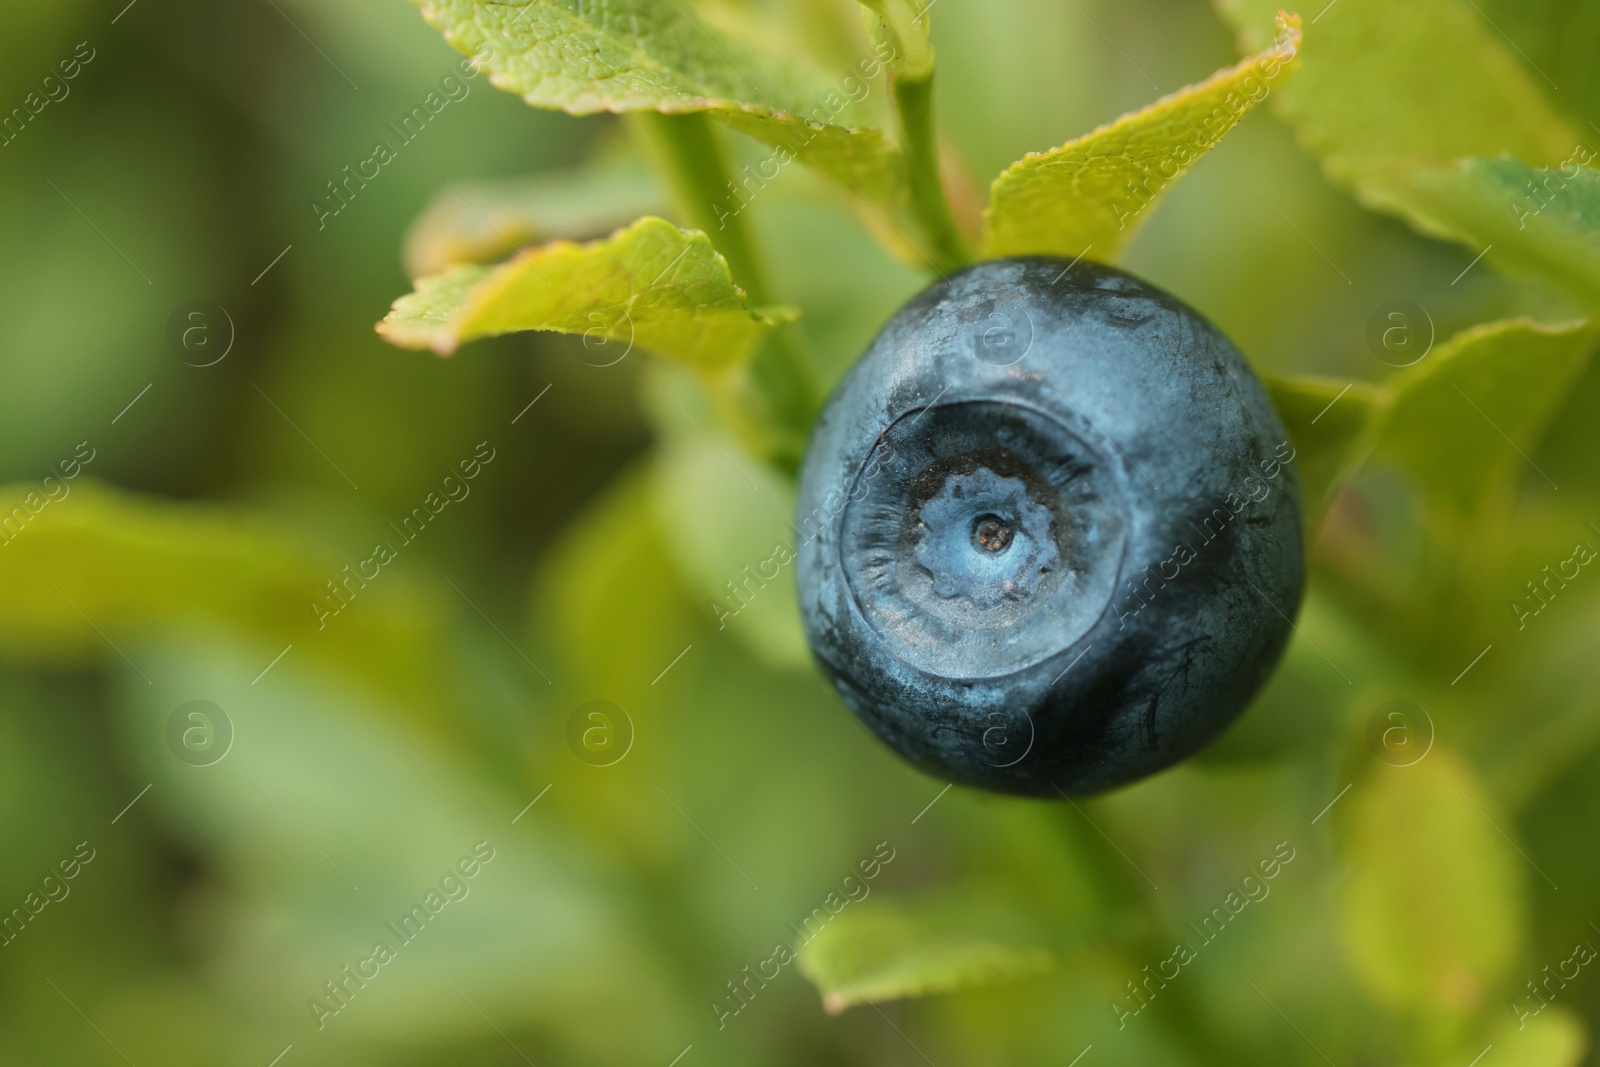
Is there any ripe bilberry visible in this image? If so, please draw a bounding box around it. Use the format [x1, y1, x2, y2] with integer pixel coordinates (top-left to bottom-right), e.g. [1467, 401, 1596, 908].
[796, 258, 1304, 795]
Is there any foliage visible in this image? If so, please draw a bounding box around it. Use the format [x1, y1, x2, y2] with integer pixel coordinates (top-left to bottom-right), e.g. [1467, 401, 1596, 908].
[379, 215, 796, 368]
[2, 0, 1599, 1065]
[983, 12, 1301, 260]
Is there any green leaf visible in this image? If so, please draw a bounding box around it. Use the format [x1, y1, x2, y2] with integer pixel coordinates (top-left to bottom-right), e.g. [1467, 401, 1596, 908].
[982, 11, 1301, 261]
[1376, 317, 1596, 512]
[1489, 1006, 1588, 1067]
[377, 217, 795, 370]
[857, 0, 934, 81]
[652, 429, 807, 670]
[0, 480, 454, 721]
[402, 158, 664, 277]
[114, 638, 692, 1062]
[415, 0, 904, 206]
[1339, 750, 1525, 1014]
[538, 460, 697, 706]
[1264, 374, 1381, 520]
[1215, 0, 1581, 225]
[797, 890, 1055, 1013]
[1393, 156, 1600, 306]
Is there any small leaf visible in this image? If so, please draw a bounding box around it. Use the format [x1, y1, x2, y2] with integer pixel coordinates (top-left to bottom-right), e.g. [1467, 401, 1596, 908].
[1489, 1006, 1588, 1067]
[0, 481, 454, 719]
[377, 217, 796, 372]
[1393, 156, 1600, 307]
[416, 0, 904, 206]
[857, 0, 934, 81]
[982, 11, 1300, 261]
[1376, 317, 1597, 512]
[1215, 0, 1581, 226]
[115, 639, 687, 1061]
[1264, 374, 1381, 520]
[403, 159, 664, 277]
[539, 461, 698, 704]
[797, 891, 1054, 1013]
[1339, 750, 1525, 1014]
[652, 431, 807, 670]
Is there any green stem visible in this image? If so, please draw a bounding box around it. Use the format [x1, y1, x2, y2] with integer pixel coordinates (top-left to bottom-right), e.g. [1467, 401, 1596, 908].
[1053, 807, 1239, 1065]
[626, 111, 818, 472]
[893, 72, 969, 273]
[626, 111, 771, 301]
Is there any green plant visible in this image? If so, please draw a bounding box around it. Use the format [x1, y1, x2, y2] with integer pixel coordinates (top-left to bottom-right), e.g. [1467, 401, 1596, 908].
[379, 3, 1303, 470]
[4, 0, 1600, 1064]
[360, 1, 1600, 1057]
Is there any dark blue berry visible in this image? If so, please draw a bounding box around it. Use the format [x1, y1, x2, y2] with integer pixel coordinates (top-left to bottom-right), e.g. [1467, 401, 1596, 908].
[795, 258, 1304, 796]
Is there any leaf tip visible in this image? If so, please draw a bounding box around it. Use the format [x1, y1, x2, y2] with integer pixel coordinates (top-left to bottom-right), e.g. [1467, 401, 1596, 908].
[822, 992, 851, 1015]
[374, 314, 461, 357]
[1273, 10, 1304, 58]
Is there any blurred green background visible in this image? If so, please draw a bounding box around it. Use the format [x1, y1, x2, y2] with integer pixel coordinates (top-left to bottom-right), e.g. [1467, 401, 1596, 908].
[3, 0, 1599, 1064]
